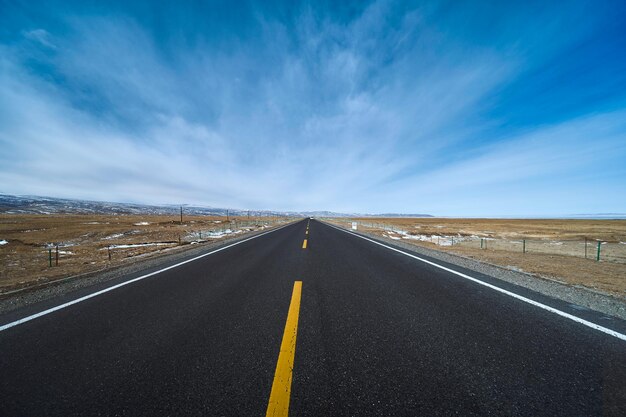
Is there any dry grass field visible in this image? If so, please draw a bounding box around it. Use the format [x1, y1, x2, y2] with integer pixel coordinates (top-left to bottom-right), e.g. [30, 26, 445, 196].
[329, 218, 626, 297]
[0, 214, 286, 293]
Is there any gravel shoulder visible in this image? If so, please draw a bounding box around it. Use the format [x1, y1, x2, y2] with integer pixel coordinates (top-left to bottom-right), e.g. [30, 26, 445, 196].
[328, 222, 626, 321]
[0, 222, 293, 316]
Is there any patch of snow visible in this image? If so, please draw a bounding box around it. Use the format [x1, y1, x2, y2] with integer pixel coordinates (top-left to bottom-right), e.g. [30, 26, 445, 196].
[394, 231, 468, 247]
[383, 233, 401, 240]
[42, 248, 73, 254]
[102, 242, 175, 249]
[438, 240, 453, 246]
[103, 233, 124, 240]
[205, 230, 228, 239]
[0, 240, 8, 245]
[134, 222, 150, 226]
[203, 229, 244, 239]
[45, 242, 76, 248]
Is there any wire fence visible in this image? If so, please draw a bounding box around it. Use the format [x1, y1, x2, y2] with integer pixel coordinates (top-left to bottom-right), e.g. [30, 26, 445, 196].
[328, 219, 626, 264]
[1, 218, 296, 292]
[181, 219, 284, 242]
[11, 218, 292, 270]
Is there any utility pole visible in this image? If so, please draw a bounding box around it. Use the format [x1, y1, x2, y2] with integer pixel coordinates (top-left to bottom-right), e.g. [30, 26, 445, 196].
[180, 206, 183, 224]
[227, 209, 230, 222]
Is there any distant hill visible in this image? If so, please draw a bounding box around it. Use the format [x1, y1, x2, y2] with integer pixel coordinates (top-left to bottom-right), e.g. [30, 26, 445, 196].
[0, 194, 433, 218]
[0, 194, 278, 217]
[375, 213, 434, 218]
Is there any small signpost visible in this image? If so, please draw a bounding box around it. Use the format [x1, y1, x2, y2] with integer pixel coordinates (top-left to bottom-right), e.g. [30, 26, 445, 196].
[351, 222, 358, 230]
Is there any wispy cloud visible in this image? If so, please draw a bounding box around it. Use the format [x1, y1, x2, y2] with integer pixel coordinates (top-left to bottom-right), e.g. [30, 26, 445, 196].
[22, 29, 56, 49]
[1, 0, 625, 215]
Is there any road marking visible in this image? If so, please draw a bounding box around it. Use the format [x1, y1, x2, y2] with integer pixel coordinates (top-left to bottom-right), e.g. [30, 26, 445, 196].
[305, 230, 308, 235]
[0, 222, 297, 332]
[324, 222, 626, 342]
[302, 239, 308, 249]
[266, 281, 302, 417]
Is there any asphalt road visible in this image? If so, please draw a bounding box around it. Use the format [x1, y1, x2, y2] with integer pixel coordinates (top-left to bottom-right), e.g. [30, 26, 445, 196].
[1, 219, 625, 416]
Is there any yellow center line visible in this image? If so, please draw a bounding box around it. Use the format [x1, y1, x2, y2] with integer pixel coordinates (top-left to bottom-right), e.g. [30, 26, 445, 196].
[302, 239, 307, 249]
[266, 281, 302, 417]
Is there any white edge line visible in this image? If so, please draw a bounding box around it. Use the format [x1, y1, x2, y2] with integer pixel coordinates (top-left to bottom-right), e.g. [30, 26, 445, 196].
[0, 222, 296, 332]
[323, 221, 626, 342]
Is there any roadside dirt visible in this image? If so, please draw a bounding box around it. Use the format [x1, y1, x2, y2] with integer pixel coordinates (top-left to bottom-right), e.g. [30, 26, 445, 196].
[0, 214, 286, 293]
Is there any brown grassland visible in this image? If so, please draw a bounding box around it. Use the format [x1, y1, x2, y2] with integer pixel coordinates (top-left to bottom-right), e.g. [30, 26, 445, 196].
[2, 215, 624, 299]
[0, 214, 284, 293]
[330, 218, 626, 297]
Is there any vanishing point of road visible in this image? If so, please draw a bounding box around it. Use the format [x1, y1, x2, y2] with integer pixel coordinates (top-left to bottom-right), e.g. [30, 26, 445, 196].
[1, 219, 625, 416]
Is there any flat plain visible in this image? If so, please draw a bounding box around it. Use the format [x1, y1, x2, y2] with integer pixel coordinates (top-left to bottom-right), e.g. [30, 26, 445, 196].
[329, 218, 626, 297]
[0, 214, 283, 293]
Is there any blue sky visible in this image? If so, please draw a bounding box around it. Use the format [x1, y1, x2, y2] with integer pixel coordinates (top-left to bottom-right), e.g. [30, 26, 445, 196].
[1, 0, 625, 216]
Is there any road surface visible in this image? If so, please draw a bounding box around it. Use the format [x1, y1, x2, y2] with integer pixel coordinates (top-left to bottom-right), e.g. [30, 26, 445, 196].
[1, 219, 625, 416]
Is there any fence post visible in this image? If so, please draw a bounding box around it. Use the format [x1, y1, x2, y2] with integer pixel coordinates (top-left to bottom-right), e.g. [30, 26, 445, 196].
[451, 237, 454, 246]
[49, 248, 52, 267]
[480, 238, 483, 249]
[596, 241, 601, 261]
[584, 237, 587, 259]
[55, 245, 59, 266]
[523, 239, 526, 254]
[108, 245, 111, 261]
